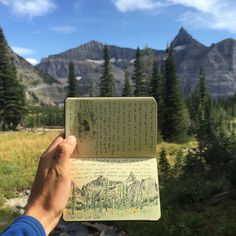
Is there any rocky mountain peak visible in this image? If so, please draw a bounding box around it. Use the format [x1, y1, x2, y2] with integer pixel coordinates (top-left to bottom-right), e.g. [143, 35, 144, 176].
[171, 27, 201, 48]
[80, 40, 104, 48]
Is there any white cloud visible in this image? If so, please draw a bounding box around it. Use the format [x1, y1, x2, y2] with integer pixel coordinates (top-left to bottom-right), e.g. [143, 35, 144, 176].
[113, 0, 167, 12]
[26, 57, 38, 65]
[113, 0, 236, 33]
[51, 26, 77, 34]
[173, 0, 236, 33]
[12, 46, 35, 55]
[0, 0, 56, 17]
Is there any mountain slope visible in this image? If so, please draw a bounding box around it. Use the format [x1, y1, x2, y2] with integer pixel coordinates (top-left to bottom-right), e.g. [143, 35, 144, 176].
[7, 45, 66, 105]
[37, 28, 236, 97]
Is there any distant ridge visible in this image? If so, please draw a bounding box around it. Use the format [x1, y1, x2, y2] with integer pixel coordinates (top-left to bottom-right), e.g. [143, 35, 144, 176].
[36, 27, 236, 99]
[4, 39, 66, 105]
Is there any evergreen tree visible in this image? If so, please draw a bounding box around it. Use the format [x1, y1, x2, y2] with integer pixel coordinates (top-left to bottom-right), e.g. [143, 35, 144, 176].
[68, 61, 78, 97]
[172, 150, 185, 177]
[4, 61, 26, 129]
[162, 48, 190, 142]
[132, 47, 146, 96]
[122, 70, 132, 96]
[99, 45, 113, 96]
[151, 60, 164, 139]
[159, 148, 171, 182]
[0, 28, 26, 130]
[0, 28, 8, 127]
[88, 78, 94, 97]
[189, 69, 212, 152]
[196, 69, 212, 148]
[183, 150, 205, 176]
[142, 45, 155, 95]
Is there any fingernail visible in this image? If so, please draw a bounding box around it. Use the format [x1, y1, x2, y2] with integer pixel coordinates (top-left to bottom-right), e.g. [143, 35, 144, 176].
[67, 135, 77, 144]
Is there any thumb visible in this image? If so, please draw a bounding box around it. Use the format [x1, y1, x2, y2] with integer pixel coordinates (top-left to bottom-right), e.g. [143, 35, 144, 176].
[55, 135, 77, 168]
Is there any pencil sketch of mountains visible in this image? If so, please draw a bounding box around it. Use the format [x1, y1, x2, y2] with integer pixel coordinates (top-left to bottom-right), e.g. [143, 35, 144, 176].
[126, 172, 158, 202]
[82, 175, 123, 203]
[72, 172, 159, 211]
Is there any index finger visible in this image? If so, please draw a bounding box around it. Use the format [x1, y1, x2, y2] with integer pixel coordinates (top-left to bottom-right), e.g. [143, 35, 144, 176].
[41, 133, 64, 158]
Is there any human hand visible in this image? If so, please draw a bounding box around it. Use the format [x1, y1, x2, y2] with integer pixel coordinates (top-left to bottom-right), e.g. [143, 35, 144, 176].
[24, 134, 77, 235]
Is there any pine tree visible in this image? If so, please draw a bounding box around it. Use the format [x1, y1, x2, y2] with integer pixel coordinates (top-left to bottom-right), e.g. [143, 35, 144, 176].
[0, 28, 26, 130]
[188, 69, 212, 152]
[162, 48, 190, 142]
[0, 28, 8, 127]
[68, 61, 78, 97]
[88, 78, 94, 97]
[99, 45, 113, 97]
[122, 70, 132, 96]
[172, 150, 184, 177]
[142, 45, 155, 95]
[132, 47, 146, 96]
[151, 60, 164, 139]
[196, 69, 212, 151]
[4, 61, 26, 130]
[158, 148, 171, 182]
[183, 150, 205, 176]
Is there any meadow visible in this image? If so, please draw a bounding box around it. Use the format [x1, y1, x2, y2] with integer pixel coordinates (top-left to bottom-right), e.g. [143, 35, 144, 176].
[0, 130, 186, 231]
[1, 131, 236, 235]
[0, 130, 61, 230]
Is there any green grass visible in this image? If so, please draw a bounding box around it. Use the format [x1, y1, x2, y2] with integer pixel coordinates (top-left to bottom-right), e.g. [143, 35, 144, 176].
[0, 131, 61, 231]
[0, 131, 61, 201]
[0, 207, 20, 232]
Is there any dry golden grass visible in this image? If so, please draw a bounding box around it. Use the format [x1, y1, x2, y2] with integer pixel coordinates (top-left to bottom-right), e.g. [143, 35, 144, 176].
[0, 130, 61, 199]
[0, 130, 196, 198]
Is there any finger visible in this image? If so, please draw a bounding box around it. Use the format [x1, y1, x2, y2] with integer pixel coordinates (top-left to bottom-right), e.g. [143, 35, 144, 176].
[42, 133, 64, 157]
[39, 133, 65, 173]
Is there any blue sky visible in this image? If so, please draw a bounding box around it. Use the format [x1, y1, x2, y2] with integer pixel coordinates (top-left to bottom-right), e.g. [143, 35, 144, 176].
[1, 0, 236, 65]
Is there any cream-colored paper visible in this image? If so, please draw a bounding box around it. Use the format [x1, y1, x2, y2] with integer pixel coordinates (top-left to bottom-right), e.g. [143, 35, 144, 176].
[64, 97, 160, 221]
[65, 97, 157, 158]
[63, 157, 160, 221]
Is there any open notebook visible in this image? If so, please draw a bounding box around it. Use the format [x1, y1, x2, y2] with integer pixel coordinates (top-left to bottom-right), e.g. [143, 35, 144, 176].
[63, 97, 161, 221]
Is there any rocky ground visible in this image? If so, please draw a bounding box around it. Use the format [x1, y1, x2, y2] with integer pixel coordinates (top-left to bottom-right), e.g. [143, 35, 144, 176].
[4, 193, 127, 236]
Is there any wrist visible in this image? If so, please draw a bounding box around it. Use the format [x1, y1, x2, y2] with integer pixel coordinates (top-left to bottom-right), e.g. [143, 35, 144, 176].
[24, 204, 61, 235]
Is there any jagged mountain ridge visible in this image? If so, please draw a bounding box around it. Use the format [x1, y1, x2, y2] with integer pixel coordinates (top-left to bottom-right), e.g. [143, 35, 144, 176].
[37, 41, 163, 97]
[37, 27, 236, 99]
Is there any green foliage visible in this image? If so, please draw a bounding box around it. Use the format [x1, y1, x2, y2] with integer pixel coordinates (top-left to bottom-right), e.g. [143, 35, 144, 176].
[183, 150, 205, 177]
[25, 106, 64, 127]
[188, 69, 212, 151]
[159, 148, 171, 182]
[141, 45, 155, 95]
[99, 45, 114, 96]
[0, 207, 20, 232]
[151, 60, 164, 142]
[122, 70, 132, 96]
[162, 48, 190, 142]
[68, 61, 78, 97]
[0, 28, 26, 130]
[172, 150, 184, 177]
[132, 47, 147, 96]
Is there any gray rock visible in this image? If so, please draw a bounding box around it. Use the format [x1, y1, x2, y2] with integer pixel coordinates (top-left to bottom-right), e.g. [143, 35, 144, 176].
[37, 28, 236, 99]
